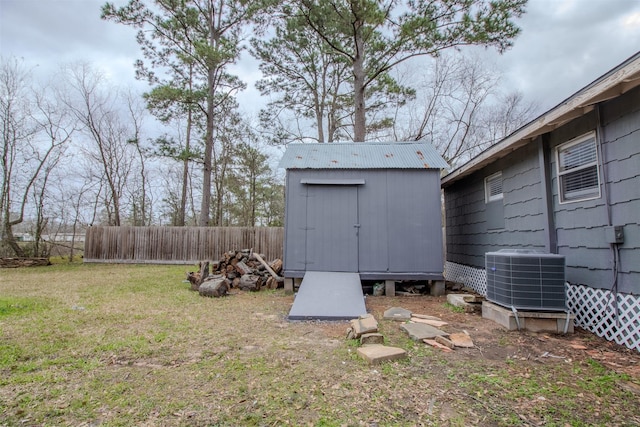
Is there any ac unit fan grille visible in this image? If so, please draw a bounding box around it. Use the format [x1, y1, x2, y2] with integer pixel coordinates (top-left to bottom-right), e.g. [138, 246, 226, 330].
[486, 250, 566, 311]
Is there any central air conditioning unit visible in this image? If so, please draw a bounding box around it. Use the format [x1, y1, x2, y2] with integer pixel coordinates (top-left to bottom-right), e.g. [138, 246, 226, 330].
[485, 249, 566, 311]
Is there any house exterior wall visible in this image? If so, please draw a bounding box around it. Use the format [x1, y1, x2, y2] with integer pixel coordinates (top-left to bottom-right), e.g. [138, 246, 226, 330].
[549, 87, 640, 294]
[444, 85, 640, 294]
[284, 168, 444, 279]
[445, 142, 547, 268]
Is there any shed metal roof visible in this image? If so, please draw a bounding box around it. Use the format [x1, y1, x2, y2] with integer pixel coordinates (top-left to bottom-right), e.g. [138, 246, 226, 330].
[278, 142, 449, 170]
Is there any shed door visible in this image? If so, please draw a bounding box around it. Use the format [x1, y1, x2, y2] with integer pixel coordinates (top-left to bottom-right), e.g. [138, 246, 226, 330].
[305, 185, 359, 272]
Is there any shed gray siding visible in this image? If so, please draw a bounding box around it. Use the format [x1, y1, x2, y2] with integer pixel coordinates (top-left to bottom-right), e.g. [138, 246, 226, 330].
[284, 168, 443, 279]
[444, 85, 640, 294]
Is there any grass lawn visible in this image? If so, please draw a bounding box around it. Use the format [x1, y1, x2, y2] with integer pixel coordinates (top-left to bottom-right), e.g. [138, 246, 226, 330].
[1, 262, 638, 426]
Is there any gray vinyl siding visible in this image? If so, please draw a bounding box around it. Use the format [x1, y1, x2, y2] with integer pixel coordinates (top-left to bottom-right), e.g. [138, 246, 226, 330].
[549, 86, 640, 294]
[445, 143, 546, 268]
[283, 168, 444, 278]
[444, 84, 640, 294]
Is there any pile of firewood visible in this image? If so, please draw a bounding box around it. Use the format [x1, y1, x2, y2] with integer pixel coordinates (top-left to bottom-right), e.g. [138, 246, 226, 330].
[186, 249, 283, 298]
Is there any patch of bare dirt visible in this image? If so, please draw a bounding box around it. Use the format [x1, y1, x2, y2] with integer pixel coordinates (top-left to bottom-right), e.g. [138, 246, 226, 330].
[364, 294, 640, 376]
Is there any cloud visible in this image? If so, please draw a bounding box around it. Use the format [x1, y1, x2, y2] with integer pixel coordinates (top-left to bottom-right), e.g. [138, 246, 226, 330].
[490, 0, 640, 109]
[2, 0, 639, 117]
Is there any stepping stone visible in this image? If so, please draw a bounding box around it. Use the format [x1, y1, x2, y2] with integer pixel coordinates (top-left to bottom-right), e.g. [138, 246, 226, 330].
[360, 333, 384, 345]
[411, 317, 448, 327]
[447, 294, 481, 313]
[350, 314, 378, 338]
[357, 345, 407, 364]
[412, 313, 442, 321]
[400, 322, 448, 341]
[435, 335, 455, 349]
[423, 339, 453, 352]
[383, 307, 412, 321]
[449, 332, 474, 348]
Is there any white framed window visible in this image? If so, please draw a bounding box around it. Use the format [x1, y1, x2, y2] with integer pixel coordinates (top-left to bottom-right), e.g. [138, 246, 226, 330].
[556, 132, 601, 203]
[485, 172, 503, 203]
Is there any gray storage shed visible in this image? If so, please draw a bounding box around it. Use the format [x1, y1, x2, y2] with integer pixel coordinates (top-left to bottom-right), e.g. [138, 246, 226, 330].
[278, 142, 449, 284]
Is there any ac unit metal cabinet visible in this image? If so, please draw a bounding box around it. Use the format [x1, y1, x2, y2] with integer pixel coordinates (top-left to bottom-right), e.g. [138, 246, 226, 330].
[485, 249, 566, 311]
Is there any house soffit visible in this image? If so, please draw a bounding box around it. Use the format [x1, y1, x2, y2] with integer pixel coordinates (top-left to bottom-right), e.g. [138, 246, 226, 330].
[441, 54, 640, 188]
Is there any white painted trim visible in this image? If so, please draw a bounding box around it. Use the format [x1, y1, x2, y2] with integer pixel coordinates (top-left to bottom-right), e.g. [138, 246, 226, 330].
[484, 171, 503, 203]
[555, 131, 601, 204]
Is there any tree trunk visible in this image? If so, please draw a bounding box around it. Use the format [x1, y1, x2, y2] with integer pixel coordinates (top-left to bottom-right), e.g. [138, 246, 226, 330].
[178, 65, 194, 227]
[200, 81, 214, 227]
[199, 3, 218, 227]
[352, 19, 366, 142]
[2, 220, 24, 257]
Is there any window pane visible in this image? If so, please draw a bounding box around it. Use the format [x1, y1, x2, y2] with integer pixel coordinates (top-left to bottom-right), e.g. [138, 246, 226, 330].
[559, 138, 596, 172]
[561, 165, 599, 200]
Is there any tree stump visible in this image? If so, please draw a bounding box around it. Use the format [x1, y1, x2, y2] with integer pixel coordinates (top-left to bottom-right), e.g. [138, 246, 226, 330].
[186, 261, 209, 291]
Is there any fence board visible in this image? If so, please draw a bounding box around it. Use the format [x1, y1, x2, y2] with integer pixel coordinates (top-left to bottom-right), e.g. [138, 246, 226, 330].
[84, 226, 284, 264]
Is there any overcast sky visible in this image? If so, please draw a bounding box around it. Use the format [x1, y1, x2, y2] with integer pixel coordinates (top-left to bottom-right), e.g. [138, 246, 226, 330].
[2, 0, 640, 118]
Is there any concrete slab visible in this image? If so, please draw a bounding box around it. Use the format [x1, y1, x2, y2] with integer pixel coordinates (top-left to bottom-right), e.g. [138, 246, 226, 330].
[288, 272, 367, 320]
[400, 323, 448, 341]
[482, 301, 575, 333]
[357, 345, 407, 364]
[383, 307, 412, 321]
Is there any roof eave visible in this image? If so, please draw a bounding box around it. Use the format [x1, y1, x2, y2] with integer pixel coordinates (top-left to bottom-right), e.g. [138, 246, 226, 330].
[441, 52, 640, 188]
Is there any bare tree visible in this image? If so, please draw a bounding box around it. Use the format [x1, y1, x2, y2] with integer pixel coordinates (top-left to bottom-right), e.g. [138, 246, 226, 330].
[0, 57, 72, 256]
[47, 164, 96, 261]
[123, 90, 152, 226]
[62, 63, 151, 226]
[395, 54, 538, 167]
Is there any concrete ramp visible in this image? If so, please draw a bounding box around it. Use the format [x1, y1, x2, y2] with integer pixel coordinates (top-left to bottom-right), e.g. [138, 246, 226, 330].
[288, 271, 367, 321]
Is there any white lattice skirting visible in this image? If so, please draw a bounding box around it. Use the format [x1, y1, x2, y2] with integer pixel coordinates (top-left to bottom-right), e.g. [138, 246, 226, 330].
[444, 261, 487, 296]
[444, 261, 640, 352]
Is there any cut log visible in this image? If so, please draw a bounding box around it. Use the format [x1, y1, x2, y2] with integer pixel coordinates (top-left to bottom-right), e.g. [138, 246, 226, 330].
[252, 252, 280, 281]
[186, 261, 209, 291]
[0, 257, 51, 268]
[235, 261, 252, 276]
[199, 277, 229, 297]
[269, 259, 283, 275]
[266, 276, 278, 290]
[200, 261, 209, 282]
[239, 274, 263, 292]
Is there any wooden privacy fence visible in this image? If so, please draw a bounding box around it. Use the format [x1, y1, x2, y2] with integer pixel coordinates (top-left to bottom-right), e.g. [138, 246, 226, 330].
[84, 226, 284, 264]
